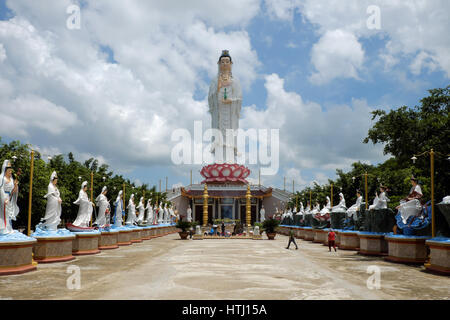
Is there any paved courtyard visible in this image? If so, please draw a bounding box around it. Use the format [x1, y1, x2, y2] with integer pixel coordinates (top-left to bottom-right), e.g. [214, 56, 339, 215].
[0, 234, 449, 300]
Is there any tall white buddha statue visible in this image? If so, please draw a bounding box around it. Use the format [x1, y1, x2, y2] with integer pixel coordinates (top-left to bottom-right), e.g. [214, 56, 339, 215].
[208, 50, 242, 163]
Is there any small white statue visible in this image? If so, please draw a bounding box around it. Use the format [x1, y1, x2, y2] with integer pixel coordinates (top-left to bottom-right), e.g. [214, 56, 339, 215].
[145, 200, 153, 225]
[187, 205, 192, 222]
[0, 160, 20, 235]
[260, 205, 265, 223]
[94, 186, 110, 228]
[136, 196, 145, 225]
[73, 181, 94, 227]
[40, 171, 62, 231]
[113, 191, 124, 227]
[126, 194, 136, 225]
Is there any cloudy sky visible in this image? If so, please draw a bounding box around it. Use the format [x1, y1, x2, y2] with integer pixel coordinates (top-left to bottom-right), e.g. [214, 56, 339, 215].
[0, 0, 448, 191]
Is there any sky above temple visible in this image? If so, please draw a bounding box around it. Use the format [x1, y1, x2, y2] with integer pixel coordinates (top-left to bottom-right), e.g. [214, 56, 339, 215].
[0, 0, 449, 191]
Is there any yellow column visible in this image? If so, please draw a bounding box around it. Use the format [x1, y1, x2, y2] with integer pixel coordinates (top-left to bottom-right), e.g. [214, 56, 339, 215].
[364, 173, 368, 210]
[90, 171, 94, 227]
[430, 149, 435, 238]
[203, 184, 209, 227]
[122, 183, 126, 224]
[27, 150, 34, 236]
[246, 184, 251, 227]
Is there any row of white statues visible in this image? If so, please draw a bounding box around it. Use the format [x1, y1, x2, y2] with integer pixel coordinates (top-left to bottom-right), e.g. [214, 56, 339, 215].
[33, 170, 176, 231]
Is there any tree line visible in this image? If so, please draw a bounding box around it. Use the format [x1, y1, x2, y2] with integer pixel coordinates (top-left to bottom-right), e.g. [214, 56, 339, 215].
[0, 141, 168, 230]
[289, 86, 450, 210]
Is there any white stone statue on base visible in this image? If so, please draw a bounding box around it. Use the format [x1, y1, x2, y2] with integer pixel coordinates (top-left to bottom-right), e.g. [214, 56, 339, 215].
[164, 203, 170, 224]
[73, 181, 94, 228]
[145, 200, 153, 225]
[331, 193, 347, 213]
[94, 186, 109, 228]
[347, 191, 362, 220]
[0, 160, 20, 235]
[113, 190, 124, 227]
[136, 196, 145, 225]
[397, 178, 423, 224]
[320, 197, 331, 217]
[40, 171, 62, 231]
[260, 206, 265, 223]
[208, 50, 242, 163]
[158, 203, 164, 224]
[126, 194, 137, 225]
[187, 205, 192, 222]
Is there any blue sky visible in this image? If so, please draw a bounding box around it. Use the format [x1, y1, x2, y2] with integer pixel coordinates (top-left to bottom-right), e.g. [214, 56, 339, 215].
[0, 0, 449, 192]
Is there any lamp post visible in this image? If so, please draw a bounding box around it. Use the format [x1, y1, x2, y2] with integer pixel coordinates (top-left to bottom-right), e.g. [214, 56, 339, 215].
[352, 172, 377, 210]
[411, 149, 450, 238]
[246, 184, 252, 227]
[203, 184, 209, 227]
[27, 150, 35, 236]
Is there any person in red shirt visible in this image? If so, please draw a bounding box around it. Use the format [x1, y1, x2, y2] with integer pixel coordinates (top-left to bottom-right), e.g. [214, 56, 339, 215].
[328, 229, 337, 252]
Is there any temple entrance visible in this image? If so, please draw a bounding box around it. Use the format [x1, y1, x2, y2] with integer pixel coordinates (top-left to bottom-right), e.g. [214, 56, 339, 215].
[194, 205, 213, 225]
[239, 205, 257, 225]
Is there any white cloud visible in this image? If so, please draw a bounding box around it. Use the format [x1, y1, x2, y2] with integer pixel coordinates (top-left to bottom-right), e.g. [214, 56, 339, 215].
[309, 29, 364, 84]
[265, 0, 450, 80]
[0, 43, 6, 62]
[0, 1, 260, 173]
[241, 73, 387, 186]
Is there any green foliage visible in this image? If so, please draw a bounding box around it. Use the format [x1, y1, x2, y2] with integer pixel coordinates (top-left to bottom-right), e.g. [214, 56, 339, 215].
[0, 138, 165, 230]
[262, 218, 280, 233]
[175, 220, 192, 232]
[293, 86, 449, 210]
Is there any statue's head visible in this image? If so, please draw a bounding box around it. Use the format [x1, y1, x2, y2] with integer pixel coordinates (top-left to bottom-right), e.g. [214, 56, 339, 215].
[218, 50, 232, 73]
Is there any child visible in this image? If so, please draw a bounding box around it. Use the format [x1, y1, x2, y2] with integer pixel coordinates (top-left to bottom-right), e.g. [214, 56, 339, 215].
[286, 229, 298, 250]
[328, 229, 337, 252]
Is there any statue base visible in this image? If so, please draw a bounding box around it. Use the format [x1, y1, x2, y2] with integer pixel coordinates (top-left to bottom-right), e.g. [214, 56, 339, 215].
[425, 238, 450, 275]
[99, 230, 119, 250]
[303, 227, 315, 241]
[116, 228, 133, 246]
[252, 235, 263, 240]
[313, 229, 327, 244]
[72, 231, 101, 256]
[338, 231, 360, 250]
[384, 235, 430, 264]
[200, 163, 250, 184]
[358, 232, 388, 256]
[193, 234, 204, 240]
[140, 226, 152, 240]
[0, 233, 37, 276]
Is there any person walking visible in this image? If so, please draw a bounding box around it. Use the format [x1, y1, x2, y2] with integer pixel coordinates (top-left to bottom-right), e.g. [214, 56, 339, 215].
[221, 221, 225, 236]
[328, 229, 337, 252]
[286, 228, 298, 250]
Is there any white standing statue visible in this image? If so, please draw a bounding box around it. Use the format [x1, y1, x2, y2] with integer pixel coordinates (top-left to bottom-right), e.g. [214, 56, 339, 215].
[113, 190, 124, 227]
[260, 205, 265, 223]
[164, 203, 170, 224]
[40, 171, 62, 231]
[145, 200, 153, 225]
[208, 50, 242, 163]
[331, 193, 347, 213]
[126, 194, 136, 225]
[73, 181, 94, 228]
[94, 186, 110, 228]
[0, 160, 20, 235]
[186, 205, 192, 222]
[169, 205, 175, 223]
[153, 205, 158, 225]
[158, 203, 164, 224]
[136, 196, 145, 225]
